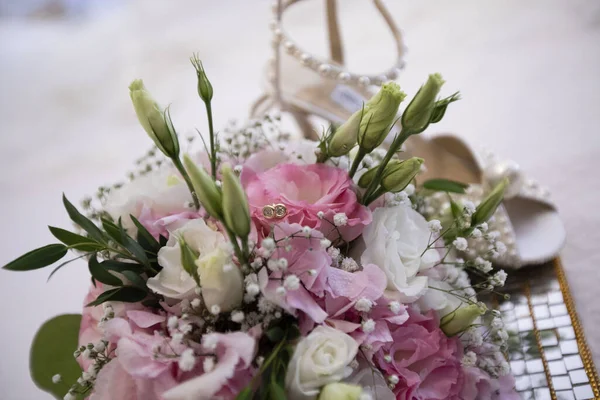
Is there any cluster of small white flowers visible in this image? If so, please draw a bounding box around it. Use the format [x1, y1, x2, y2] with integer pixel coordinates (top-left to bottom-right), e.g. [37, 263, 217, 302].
[362, 319, 376, 333]
[462, 200, 476, 216]
[283, 274, 300, 291]
[65, 339, 111, 398]
[461, 351, 477, 367]
[453, 237, 468, 251]
[491, 270, 507, 287]
[477, 351, 510, 378]
[178, 348, 196, 371]
[428, 219, 442, 233]
[355, 297, 373, 313]
[462, 327, 484, 347]
[474, 257, 493, 273]
[333, 212, 348, 227]
[98, 303, 115, 327]
[340, 257, 359, 272]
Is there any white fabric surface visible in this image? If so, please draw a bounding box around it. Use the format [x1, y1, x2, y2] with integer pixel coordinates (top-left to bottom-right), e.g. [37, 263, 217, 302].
[0, 1, 599, 398]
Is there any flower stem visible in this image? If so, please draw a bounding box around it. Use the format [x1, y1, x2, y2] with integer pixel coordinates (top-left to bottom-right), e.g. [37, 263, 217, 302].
[172, 157, 200, 210]
[348, 147, 366, 178]
[362, 129, 412, 203]
[204, 100, 217, 179]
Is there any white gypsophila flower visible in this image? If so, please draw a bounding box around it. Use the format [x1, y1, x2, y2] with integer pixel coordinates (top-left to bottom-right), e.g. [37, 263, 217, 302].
[491, 317, 504, 330]
[231, 311, 245, 323]
[362, 319, 376, 333]
[275, 286, 287, 296]
[404, 183, 415, 196]
[496, 329, 509, 343]
[148, 219, 243, 312]
[479, 222, 489, 232]
[52, 374, 61, 384]
[190, 298, 201, 308]
[498, 360, 510, 376]
[258, 297, 276, 314]
[250, 257, 263, 269]
[462, 351, 477, 367]
[340, 257, 359, 272]
[261, 237, 276, 251]
[360, 206, 440, 303]
[285, 326, 358, 399]
[168, 316, 178, 330]
[328, 246, 341, 260]
[462, 200, 476, 216]
[470, 228, 482, 238]
[388, 301, 402, 314]
[474, 257, 493, 273]
[320, 239, 331, 249]
[93, 341, 106, 352]
[333, 212, 349, 227]
[492, 270, 507, 287]
[246, 283, 260, 296]
[428, 219, 442, 233]
[178, 349, 196, 371]
[202, 335, 218, 350]
[388, 374, 399, 385]
[267, 259, 279, 272]
[277, 258, 289, 271]
[210, 305, 221, 315]
[355, 298, 373, 313]
[171, 332, 184, 345]
[463, 328, 484, 347]
[283, 275, 300, 291]
[302, 226, 312, 237]
[317, 211, 325, 219]
[453, 237, 468, 251]
[495, 241, 507, 255]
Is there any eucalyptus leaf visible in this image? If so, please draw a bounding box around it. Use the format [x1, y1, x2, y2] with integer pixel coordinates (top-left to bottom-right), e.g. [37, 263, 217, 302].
[422, 178, 468, 194]
[3, 244, 68, 271]
[88, 255, 123, 286]
[86, 286, 147, 307]
[63, 194, 107, 243]
[30, 314, 83, 399]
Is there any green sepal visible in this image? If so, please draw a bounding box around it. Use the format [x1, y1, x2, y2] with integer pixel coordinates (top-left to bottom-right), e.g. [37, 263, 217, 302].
[422, 178, 468, 194]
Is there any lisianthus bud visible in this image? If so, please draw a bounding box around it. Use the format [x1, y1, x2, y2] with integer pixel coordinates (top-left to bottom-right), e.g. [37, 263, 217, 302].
[318, 383, 363, 400]
[357, 164, 378, 188]
[221, 164, 251, 238]
[357, 82, 406, 152]
[183, 155, 222, 218]
[401, 73, 445, 133]
[381, 157, 424, 193]
[329, 110, 362, 157]
[470, 177, 508, 226]
[329, 83, 406, 157]
[190, 54, 213, 103]
[179, 237, 200, 285]
[129, 79, 180, 158]
[440, 303, 486, 336]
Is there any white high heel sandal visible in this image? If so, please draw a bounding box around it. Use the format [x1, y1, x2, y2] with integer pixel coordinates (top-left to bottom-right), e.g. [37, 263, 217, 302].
[251, 0, 565, 269]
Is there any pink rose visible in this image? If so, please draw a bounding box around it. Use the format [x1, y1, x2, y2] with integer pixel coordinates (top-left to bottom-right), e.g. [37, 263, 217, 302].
[374, 311, 465, 400]
[242, 163, 371, 242]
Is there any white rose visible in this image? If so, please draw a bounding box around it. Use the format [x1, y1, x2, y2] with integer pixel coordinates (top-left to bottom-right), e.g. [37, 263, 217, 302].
[147, 219, 243, 311]
[104, 167, 192, 233]
[360, 206, 440, 303]
[285, 326, 359, 400]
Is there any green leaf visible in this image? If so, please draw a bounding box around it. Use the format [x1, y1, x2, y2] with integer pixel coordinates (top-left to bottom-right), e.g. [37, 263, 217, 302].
[88, 255, 122, 286]
[49, 226, 103, 252]
[130, 215, 161, 253]
[422, 178, 468, 194]
[30, 314, 82, 399]
[3, 244, 68, 271]
[235, 387, 253, 400]
[63, 194, 107, 243]
[268, 381, 286, 400]
[86, 286, 147, 307]
[47, 255, 88, 282]
[101, 218, 149, 266]
[120, 270, 147, 290]
[100, 259, 144, 272]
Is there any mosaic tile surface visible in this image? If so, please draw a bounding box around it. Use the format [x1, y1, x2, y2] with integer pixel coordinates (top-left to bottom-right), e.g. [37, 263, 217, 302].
[484, 259, 599, 400]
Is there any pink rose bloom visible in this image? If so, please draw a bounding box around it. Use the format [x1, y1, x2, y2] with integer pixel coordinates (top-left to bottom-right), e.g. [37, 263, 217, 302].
[374, 310, 464, 400]
[242, 163, 371, 242]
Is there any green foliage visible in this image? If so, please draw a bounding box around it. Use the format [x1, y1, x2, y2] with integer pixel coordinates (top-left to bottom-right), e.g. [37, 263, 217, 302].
[2, 244, 68, 271]
[422, 178, 468, 194]
[63, 194, 107, 243]
[88, 255, 122, 286]
[130, 215, 161, 254]
[49, 227, 104, 252]
[30, 314, 83, 400]
[101, 218, 149, 267]
[86, 286, 147, 307]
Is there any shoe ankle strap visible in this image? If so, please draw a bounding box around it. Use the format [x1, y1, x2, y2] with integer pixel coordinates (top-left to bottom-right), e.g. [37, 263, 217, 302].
[270, 0, 406, 89]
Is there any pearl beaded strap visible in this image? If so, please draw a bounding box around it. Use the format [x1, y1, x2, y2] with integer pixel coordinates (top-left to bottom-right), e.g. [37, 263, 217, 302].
[269, 0, 407, 89]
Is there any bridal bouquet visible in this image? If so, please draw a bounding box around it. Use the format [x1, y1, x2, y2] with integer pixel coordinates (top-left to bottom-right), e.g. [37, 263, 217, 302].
[4, 57, 518, 400]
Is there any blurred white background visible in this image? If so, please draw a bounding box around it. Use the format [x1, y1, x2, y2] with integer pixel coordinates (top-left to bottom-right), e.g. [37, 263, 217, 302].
[1, 0, 599, 398]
